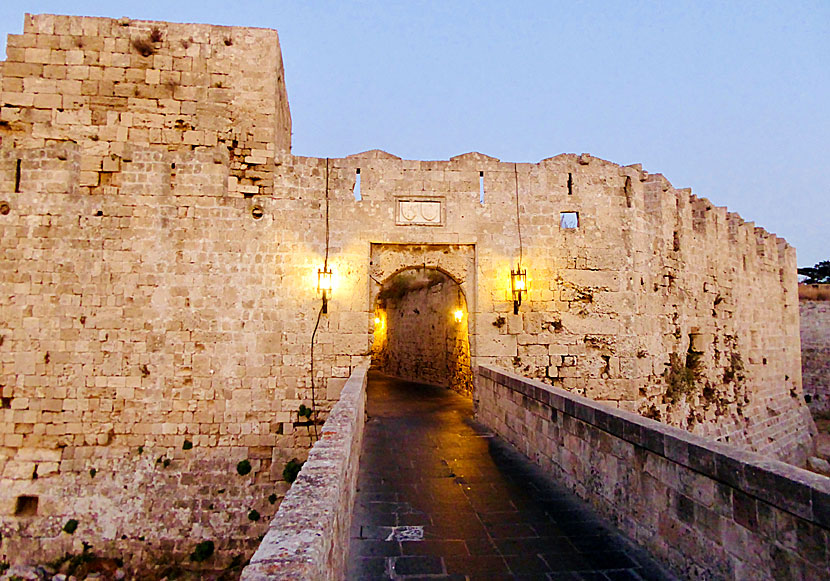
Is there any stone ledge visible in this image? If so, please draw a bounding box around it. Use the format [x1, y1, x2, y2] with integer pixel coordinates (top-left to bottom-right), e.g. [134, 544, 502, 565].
[479, 365, 830, 528]
[240, 363, 369, 581]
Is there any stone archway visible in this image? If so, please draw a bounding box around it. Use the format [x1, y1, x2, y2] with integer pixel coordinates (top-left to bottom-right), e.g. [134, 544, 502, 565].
[369, 244, 476, 396]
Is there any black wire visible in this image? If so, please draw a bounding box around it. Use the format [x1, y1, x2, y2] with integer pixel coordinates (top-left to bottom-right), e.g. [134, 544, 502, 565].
[324, 157, 330, 268]
[308, 304, 323, 442]
[514, 163, 523, 267]
[308, 158, 331, 443]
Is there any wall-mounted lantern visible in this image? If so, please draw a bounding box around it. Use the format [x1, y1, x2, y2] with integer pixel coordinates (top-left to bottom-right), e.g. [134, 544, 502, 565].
[318, 267, 332, 313]
[510, 267, 527, 314]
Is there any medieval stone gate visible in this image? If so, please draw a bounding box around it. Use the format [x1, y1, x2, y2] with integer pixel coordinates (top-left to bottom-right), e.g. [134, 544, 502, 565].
[369, 243, 476, 395]
[0, 13, 819, 574]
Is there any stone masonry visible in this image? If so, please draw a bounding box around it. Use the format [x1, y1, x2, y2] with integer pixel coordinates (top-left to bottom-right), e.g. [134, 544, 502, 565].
[477, 366, 830, 580]
[800, 297, 830, 415]
[0, 13, 817, 573]
[372, 268, 473, 395]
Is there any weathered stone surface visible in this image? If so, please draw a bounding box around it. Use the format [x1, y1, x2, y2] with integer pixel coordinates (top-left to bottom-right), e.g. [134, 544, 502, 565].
[0, 11, 817, 574]
[241, 364, 368, 581]
[372, 268, 473, 395]
[477, 365, 830, 580]
[801, 298, 830, 414]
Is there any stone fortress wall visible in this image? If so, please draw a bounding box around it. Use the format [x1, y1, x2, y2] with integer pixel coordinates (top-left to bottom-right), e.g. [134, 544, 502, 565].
[0, 14, 298, 572]
[0, 13, 817, 573]
[800, 287, 830, 415]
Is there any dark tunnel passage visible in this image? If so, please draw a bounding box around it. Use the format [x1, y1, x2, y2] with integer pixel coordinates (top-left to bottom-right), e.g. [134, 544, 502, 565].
[371, 268, 473, 396]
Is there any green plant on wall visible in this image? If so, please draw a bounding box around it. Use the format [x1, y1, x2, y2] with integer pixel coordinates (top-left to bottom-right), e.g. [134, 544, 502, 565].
[664, 350, 701, 404]
[189, 540, 214, 562]
[723, 351, 745, 386]
[47, 542, 97, 577]
[282, 458, 303, 483]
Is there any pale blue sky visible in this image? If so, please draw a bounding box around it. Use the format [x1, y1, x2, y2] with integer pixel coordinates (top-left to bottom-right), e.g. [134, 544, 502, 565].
[2, 1, 827, 267]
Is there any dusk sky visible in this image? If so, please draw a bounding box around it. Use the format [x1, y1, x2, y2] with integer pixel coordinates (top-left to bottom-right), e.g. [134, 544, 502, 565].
[2, 1, 827, 267]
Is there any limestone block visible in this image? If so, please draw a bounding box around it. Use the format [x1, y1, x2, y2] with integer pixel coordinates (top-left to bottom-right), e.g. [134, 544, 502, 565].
[102, 156, 120, 172]
[476, 335, 517, 357]
[32, 93, 63, 109]
[561, 269, 621, 291]
[5, 434, 24, 447]
[6, 34, 37, 49]
[1, 91, 35, 107]
[36, 462, 60, 477]
[3, 460, 35, 480]
[327, 378, 347, 400]
[24, 47, 52, 64]
[2, 61, 44, 77]
[14, 352, 36, 375]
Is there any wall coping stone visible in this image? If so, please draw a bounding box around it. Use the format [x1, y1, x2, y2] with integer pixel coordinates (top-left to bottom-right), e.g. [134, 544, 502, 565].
[241, 363, 369, 580]
[479, 365, 830, 528]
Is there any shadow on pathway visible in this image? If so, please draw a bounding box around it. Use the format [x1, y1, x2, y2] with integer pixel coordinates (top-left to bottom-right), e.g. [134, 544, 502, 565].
[348, 371, 676, 581]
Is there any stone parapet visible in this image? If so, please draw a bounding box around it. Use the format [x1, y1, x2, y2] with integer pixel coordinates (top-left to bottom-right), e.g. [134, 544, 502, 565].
[477, 365, 830, 580]
[241, 363, 369, 581]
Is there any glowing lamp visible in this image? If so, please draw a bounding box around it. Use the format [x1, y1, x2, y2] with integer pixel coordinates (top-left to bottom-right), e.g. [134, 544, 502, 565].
[510, 267, 527, 314]
[454, 309, 464, 323]
[374, 316, 381, 325]
[318, 267, 333, 313]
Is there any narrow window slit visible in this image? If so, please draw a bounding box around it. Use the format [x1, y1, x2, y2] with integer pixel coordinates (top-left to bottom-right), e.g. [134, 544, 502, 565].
[354, 168, 361, 201]
[479, 171, 485, 204]
[567, 173, 573, 195]
[15, 159, 22, 193]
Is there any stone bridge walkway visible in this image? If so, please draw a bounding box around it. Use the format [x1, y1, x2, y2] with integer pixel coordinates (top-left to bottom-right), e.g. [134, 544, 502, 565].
[348, 371, 675, 581]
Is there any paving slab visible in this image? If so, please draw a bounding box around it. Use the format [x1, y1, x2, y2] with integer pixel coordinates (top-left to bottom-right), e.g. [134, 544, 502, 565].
[348, 371, 677, 580]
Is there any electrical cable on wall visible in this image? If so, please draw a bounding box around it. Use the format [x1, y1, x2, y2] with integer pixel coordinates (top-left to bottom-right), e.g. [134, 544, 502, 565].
[514, 162, 523, 267]
[308, 157, 331, 442]
[324, 158, 330, 269]
[309, 305, 322, 441]
[510, 163, 527, 315]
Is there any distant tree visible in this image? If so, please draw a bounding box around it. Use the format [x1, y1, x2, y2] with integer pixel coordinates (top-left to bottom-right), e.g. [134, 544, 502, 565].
[798, 260, 830, 284]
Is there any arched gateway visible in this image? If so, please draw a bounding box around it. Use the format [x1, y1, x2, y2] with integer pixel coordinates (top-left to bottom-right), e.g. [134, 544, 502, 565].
[369, 244, 476, 395]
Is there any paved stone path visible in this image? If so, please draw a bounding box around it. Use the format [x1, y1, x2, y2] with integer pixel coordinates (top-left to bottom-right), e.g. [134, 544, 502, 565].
[348, 371, 675, 581]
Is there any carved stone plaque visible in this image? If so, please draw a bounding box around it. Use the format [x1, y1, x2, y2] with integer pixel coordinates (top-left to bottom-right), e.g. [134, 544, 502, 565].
[396, 198, 444, 226]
